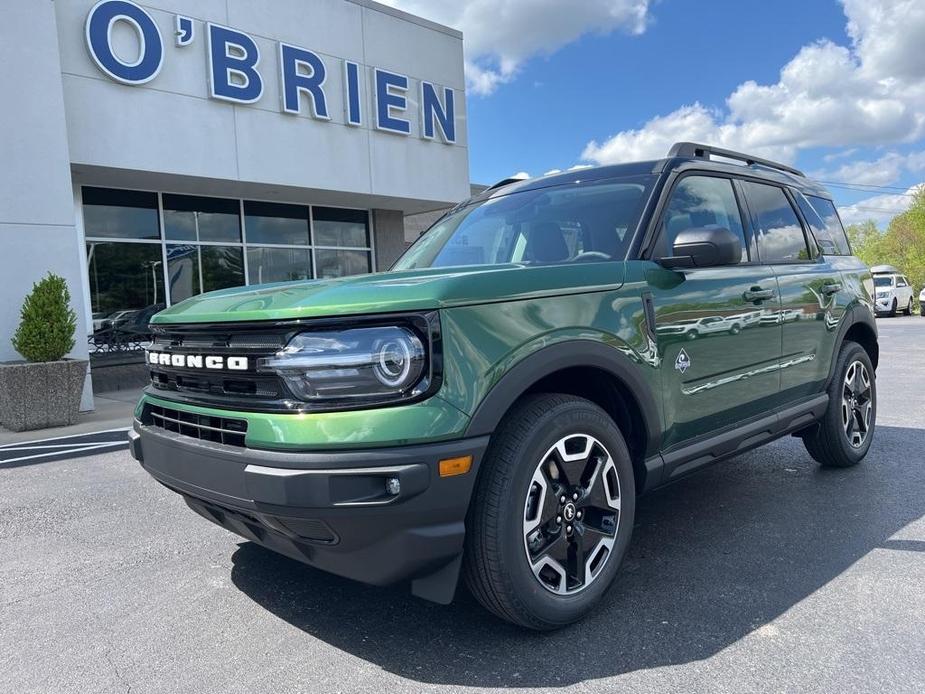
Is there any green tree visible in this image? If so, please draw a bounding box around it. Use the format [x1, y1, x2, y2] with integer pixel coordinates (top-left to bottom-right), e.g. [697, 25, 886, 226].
[11, 273, 77, 363]
[845, 188, 925, 299]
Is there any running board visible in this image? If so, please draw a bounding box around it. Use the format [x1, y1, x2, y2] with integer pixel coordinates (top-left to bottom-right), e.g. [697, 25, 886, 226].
[659, 394, 829, 481]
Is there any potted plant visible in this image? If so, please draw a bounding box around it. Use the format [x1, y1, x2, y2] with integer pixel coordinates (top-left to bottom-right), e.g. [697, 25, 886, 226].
[0, 273, 88, 432]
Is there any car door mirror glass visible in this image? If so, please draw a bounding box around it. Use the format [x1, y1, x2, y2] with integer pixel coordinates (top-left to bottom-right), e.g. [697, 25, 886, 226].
[659, 225, 742, 269]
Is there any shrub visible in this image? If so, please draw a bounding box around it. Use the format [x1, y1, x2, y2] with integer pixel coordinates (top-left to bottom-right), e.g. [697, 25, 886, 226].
[11, 273, 77, 363]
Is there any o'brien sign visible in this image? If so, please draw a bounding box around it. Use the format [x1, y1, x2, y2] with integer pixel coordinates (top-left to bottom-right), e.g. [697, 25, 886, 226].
[84, 0, 457, 143]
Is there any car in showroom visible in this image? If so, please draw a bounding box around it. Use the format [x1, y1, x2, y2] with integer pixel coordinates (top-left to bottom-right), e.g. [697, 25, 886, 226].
[871, 265, 915, 316]
[130, 143, 879, 629]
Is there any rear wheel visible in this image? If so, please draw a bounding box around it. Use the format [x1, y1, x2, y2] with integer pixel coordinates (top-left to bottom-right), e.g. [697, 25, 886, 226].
[802, 341, 876, 467]
[464, 394, 635, 630]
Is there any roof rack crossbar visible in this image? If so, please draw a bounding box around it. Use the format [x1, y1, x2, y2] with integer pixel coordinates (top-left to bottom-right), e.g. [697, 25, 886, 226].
[667, 142, 804, 178]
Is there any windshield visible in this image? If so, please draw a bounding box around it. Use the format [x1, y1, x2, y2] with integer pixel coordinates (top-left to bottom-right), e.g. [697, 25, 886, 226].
[393, 176, 654, 270]
[873, 276, 893, 288]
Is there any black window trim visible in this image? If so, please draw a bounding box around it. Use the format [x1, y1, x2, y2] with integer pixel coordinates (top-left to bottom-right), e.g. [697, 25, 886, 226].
[642, 169, 758, 266]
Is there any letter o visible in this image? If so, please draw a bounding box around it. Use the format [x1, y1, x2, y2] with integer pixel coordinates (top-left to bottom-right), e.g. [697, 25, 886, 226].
[85, 0, 164, 85]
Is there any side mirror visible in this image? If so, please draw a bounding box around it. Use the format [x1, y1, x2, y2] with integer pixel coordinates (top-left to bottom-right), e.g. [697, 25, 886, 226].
[659, 225, 742, 269]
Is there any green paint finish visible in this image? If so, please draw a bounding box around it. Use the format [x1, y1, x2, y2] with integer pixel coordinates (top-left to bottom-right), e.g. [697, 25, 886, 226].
[438, 262, 660, 420]
[151, 263, 630, 324]
[138, 393, 471, 450]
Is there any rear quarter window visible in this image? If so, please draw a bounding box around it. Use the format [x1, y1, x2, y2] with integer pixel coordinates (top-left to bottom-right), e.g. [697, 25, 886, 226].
[800, 195, 852, 256]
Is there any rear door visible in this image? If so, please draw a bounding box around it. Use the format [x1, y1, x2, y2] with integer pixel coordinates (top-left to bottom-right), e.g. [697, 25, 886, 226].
[740, 181, 846, 402]
[646, 173, 783, 450]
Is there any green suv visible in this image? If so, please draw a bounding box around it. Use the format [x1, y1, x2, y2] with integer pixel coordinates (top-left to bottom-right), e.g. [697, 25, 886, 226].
[130, 143, 878, 629]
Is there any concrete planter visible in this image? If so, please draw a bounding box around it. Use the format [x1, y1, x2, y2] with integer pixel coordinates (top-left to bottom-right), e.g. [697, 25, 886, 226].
[0, 359, 87, 432]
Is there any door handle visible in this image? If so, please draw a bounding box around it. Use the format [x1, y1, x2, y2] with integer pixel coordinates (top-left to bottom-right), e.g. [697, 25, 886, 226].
[821, 282, 842, 295]
[743, 288, 775, 302]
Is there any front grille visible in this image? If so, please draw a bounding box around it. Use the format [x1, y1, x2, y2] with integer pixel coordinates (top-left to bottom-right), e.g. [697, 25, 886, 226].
[146, 325, 297, 411]
[142, 403, 247, 447]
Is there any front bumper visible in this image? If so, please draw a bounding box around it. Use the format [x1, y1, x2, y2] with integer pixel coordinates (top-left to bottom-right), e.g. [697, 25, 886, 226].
[130, 422, 489, 603]
[875, 297, 894, 313]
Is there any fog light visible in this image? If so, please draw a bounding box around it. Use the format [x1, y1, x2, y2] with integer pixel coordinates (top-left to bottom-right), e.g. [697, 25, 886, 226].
[385, 477, 401, 495]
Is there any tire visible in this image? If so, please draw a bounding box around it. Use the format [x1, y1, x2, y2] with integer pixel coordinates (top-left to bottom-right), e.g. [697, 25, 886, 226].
[905, 298, 913, 316]
[889, 298, 897, 317]
[920, 305, 925, 317]
[687, 329, 699, 340]
[802, 341, 876, 467]
[729, 323, 741, 335]
[463, 393, 636, 630]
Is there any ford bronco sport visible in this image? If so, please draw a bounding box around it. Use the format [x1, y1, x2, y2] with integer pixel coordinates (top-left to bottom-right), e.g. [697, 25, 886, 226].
[130, 142, 879, 630]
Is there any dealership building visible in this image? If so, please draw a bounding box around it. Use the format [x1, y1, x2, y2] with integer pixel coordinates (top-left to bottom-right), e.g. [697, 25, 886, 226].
[1, 0, 469, 410]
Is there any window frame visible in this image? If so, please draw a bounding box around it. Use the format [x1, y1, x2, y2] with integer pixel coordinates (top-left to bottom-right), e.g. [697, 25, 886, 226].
[645, 170, 757, 266]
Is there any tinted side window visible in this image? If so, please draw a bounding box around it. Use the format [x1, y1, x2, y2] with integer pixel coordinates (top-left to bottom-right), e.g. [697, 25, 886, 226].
[657, 176, 748, 263]
[742, 182, 810, 262]
[806, 195, 851, 255]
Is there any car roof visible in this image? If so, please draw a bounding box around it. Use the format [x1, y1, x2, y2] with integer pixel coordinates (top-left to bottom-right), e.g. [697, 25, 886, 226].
[467, 143, 832, 208]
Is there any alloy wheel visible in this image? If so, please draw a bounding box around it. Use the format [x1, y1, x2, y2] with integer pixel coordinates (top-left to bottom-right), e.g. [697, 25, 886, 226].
[522, 434, 621, 595]
[841, 360, 873, 448]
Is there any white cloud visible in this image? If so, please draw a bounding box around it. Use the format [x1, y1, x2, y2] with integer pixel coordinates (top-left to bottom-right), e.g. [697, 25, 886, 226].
[381, 1, 651, 95]
[812, 152, 906, 187]
[581, 0, 925, 166]
[838, 184, 924, 226]
[810, 149, 925, 187]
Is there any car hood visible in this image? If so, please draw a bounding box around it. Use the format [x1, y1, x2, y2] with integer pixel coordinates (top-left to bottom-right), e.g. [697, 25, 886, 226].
[151, 263, 626, 324]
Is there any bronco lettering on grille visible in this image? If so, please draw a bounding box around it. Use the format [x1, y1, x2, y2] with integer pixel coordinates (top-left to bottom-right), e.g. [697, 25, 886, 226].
[147, 351, 249, 371]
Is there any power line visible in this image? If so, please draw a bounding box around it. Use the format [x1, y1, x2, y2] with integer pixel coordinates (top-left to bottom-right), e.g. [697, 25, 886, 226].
[818, 181, 922, 197]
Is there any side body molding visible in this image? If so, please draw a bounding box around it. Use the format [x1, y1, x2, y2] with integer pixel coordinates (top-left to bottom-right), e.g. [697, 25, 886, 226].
[464, 340, 662, 459]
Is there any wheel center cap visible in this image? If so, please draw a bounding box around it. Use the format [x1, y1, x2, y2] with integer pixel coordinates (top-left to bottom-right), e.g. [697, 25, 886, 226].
[563, 502, 577, 522]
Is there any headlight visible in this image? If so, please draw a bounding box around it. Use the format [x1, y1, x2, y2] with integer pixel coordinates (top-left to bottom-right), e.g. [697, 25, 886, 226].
[257, 324, 431, 405]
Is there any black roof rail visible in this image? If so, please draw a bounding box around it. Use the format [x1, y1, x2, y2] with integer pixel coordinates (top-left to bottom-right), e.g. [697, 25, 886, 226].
[486, 175, 529, 191]
[667, 142, 805, 178]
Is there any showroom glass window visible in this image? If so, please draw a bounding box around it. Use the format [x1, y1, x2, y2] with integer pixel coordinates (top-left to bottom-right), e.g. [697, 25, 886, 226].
[163, 194, 244, 303]
[83, 188, 374, 314]
[83, 188, 165, 336]
[312, 207, 372, 278]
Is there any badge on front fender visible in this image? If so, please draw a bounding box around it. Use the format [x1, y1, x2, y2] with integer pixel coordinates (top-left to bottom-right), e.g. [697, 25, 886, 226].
[675, 348, 691, 374]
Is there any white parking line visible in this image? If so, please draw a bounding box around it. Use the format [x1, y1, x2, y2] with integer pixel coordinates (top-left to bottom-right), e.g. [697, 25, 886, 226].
[0, 440, 129, 467]
[0, 427, 131, 449]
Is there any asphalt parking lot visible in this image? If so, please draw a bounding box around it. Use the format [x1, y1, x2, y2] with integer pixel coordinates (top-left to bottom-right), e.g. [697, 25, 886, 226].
[2, 316, 923, 693]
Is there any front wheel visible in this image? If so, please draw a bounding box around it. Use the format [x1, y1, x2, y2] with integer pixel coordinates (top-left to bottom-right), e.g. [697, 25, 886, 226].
[464, 394, 635, 630]
[889, 298, 897, 317]
[905, 298, 913, 316]
[802, 341, 876, 467]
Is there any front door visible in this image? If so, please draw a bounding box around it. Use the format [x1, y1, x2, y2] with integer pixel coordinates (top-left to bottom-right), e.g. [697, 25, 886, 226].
[646, 173, 784, 450]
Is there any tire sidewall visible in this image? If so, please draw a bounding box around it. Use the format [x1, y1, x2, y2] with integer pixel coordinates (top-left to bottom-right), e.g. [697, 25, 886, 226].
[825, 343, 877, 463]
[493, 399, 636, 627]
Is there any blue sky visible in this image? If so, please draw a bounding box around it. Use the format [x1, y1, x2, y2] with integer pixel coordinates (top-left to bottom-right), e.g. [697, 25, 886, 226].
[388, 0, 925, 226]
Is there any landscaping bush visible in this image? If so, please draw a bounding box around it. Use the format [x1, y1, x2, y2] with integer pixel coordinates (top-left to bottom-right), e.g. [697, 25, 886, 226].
[11, 273, 77, 363]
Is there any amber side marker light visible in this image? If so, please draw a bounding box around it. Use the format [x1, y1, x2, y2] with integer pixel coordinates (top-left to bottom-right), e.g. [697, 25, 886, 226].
[439, 455, 473, 477]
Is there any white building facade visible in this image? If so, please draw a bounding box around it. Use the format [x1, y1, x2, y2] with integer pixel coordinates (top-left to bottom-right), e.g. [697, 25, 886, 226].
[0, 0, 468, 408]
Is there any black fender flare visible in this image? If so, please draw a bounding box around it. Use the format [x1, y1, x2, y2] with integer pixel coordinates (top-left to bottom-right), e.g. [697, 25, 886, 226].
[827, 304, 878, 387]
[464, 340, 661, 458]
